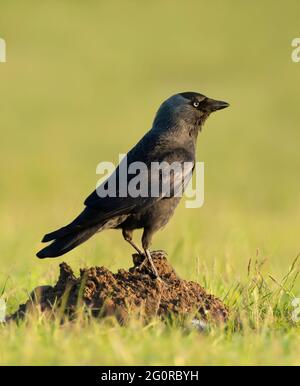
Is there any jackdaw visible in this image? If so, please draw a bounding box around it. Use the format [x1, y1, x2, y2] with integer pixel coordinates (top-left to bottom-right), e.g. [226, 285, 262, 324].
[37, 92, 229, 278]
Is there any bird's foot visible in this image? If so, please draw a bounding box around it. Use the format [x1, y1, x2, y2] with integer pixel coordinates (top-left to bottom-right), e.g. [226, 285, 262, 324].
[133, 251, 163, 282]
[132, 252, 146, 267]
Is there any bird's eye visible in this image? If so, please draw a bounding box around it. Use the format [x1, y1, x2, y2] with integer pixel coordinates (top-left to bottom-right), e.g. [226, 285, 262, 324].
[193, 101, 200, 108]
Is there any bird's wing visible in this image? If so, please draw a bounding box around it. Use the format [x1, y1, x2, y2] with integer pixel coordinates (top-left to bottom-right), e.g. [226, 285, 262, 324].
[41, 148, 194, 243]
[84, 147, 194, 215]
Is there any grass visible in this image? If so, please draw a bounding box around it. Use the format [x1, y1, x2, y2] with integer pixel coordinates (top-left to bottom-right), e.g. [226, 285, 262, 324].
[0, 0, 300, 365]
[1, 255, 299, 366]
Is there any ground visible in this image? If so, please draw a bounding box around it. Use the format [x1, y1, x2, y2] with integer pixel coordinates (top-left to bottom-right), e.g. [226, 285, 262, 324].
[9, 252, 229, 323]
[0, 0, 300, 366]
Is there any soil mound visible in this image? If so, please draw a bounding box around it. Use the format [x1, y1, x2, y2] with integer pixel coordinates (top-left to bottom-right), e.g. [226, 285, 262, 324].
[9, 251, 228, 324]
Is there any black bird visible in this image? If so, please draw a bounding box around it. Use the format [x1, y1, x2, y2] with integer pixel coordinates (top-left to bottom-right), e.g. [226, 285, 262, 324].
[37, 92, 229, 278]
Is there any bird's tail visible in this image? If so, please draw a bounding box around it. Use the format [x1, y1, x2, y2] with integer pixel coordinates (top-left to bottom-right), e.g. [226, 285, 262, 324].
[36, 224, 100, 258]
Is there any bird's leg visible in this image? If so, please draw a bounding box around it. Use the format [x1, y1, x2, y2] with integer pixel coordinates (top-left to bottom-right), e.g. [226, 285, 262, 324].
[122, 229, 144, 256]
[144, 249, 162, 281]
[142, 228, 162, 281]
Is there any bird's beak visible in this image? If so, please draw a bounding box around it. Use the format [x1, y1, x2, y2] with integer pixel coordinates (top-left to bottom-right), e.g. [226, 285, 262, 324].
[205, 98, 230, 112]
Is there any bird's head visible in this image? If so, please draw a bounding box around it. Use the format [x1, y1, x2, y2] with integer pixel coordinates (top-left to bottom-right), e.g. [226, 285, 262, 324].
[153, 91, 229, 134]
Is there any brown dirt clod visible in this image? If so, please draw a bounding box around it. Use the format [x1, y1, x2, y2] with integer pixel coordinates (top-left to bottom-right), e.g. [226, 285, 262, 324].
[9, 251, 229, 324]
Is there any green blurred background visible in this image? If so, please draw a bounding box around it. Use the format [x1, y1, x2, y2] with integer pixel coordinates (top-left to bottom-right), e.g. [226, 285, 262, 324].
[0, 0, 299, 314]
